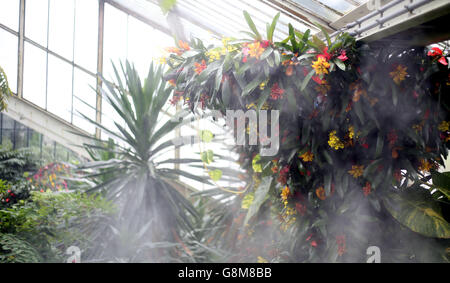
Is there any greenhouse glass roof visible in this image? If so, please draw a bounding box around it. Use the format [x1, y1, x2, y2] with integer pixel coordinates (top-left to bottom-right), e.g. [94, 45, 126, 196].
[110, 0, 370, 41]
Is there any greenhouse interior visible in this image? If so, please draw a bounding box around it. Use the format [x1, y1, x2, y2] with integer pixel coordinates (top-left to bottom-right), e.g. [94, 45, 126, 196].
[0, 0, 449, 264]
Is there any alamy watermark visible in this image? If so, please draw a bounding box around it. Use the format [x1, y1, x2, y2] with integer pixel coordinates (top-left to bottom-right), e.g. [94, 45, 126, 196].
[171, 109, 280, 156]
[366, 246, 381, 263]
[66, 246, 81, 263]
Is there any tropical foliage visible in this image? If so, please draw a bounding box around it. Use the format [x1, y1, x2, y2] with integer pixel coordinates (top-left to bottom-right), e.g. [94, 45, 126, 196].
[0, 65, 11, 111]
[74, 62, 216, 262]
[162, 11, 450, 262]
[0, 146, 114, 262]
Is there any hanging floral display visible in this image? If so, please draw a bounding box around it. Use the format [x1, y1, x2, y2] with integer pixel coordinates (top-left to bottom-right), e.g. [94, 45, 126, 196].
[162, 11, 450, 262]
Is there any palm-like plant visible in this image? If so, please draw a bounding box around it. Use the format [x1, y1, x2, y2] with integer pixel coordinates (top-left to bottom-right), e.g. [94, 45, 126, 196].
[0, 65, 12, 111]
[77, 62, 210, 261]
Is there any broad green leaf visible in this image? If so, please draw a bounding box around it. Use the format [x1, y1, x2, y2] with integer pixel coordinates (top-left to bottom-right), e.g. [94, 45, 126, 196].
[241, 193, 254, 210]
[244, 176, 272, 226]
[252, 154, 262, 173]
[334, 59, 346, 71]
[208, 169, 222, 182]
[301, 69, 316, 91]
[200, 130, 214, 143]
[201, 150, 214, 164]
[431, 170, 450, 199]
[383, 192, 450, 238]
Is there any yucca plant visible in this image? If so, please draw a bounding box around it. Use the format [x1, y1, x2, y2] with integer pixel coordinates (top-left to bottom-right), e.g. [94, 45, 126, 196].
[77, 61, 210, 261]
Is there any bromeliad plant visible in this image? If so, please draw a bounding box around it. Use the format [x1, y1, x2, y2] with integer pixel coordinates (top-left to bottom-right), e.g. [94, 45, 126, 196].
[76, 62, 211, 262]
[163, 11, 450, 262]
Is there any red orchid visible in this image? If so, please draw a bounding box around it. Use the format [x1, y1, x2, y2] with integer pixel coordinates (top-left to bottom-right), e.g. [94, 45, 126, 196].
[312, 76, 324, 85]
[428, 47, 443, 57]
[428, 47, 447, 65]
[317, 47, 331, 61]
[260, 40, 270, 48]
[337, 50, 348, 61]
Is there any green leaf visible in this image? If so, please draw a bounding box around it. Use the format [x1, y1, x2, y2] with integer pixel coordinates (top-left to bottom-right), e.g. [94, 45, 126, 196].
[383, 192, 450, 238]
[244, 176, 272, 226]
[208, 169, 223, 182]
[353, 101, 365, 124]
[301, 69, 316, 91]
[241, 193, 254, 210]
[288, 24, 298, 52]
[334, 59, 346, 71]
[431, 170, 450, 199]
[200, 130, 214, 143]
[159, 0, 177, 14]
[252, 154, 262, 173]
[201, 150, 214, 164]
[267, 12, 280, 42]
[375, 133, 384, 158]
[243, 11, 261, 40]
[315, 23, 331, 47]
[312, 35, 326, 51]
[222, 78, 231, 107]
[260, 47, 273, 61]
[242, 74, 264, 96]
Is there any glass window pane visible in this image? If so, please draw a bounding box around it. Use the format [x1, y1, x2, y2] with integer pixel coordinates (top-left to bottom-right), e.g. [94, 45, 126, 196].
[48, 0, 75, 60]
[25, 0, 49, 46]
[0, 29, 18, 93]
[74, 0, 98, 72]
[55, 143, 68, 161]
[127, 17, 154, 79]
[73, 69, 96, 134]
[42, 135, 55, 162]
[23, 42, 47, 108]
[1, 114, 14, 148]
[47, 54, 73, 121]
[14, 122, 27, 149]
[0, 0, 20, 31]
[127, 18, 173, 78]
[103, 4, 128, 81]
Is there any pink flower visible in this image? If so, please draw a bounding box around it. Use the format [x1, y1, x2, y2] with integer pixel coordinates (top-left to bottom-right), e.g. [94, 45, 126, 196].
[242, 47, 249, 56]
[438, 56, 448, 66]
[337, 50, 348, 61]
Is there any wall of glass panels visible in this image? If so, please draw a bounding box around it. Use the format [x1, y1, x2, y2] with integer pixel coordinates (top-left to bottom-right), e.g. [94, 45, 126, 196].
[0, 0, 243, 191]
[0, 113, 82, 164]
[0, 0, 175, 136]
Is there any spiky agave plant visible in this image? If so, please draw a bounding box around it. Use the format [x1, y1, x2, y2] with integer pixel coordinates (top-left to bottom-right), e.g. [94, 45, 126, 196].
[77, 62, 209, 261]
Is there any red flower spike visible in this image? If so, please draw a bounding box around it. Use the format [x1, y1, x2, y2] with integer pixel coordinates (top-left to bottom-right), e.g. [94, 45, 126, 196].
[438, 57, 448, 66]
